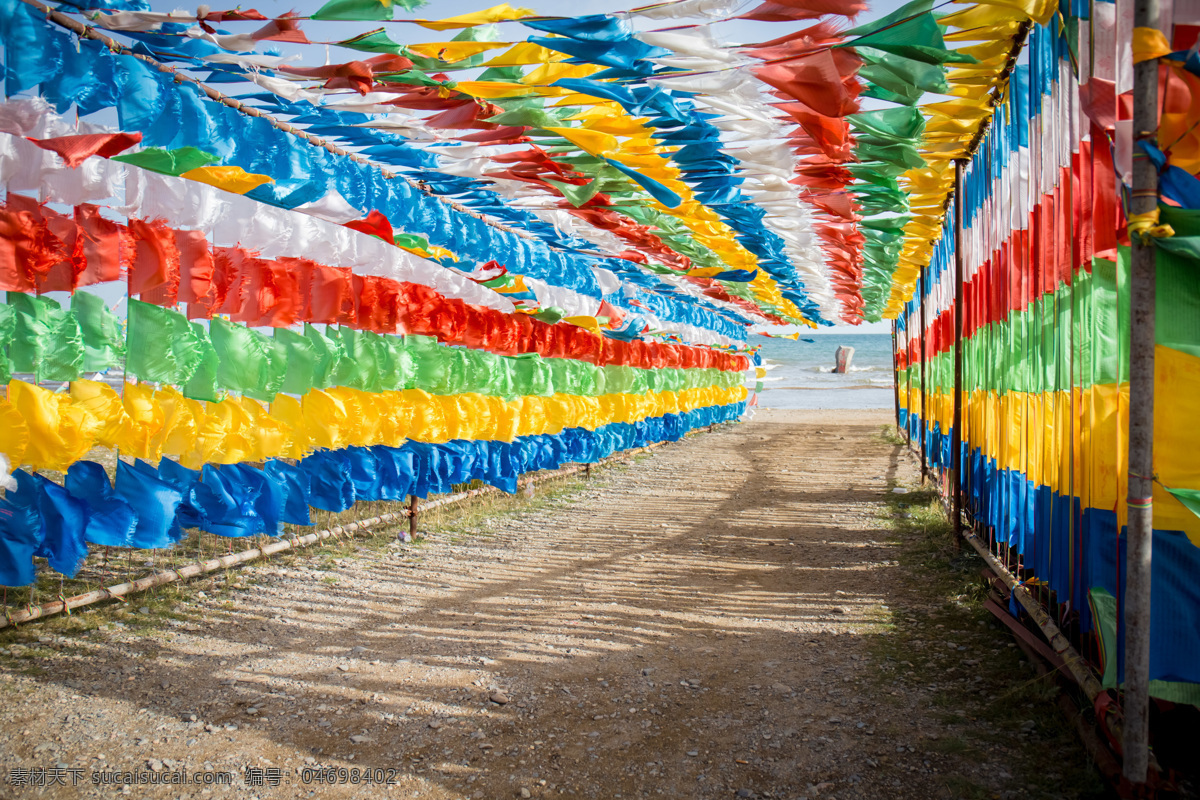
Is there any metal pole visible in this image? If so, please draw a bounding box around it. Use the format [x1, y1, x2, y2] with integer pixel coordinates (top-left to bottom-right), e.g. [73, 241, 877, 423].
[891, 320, 901, 433]
[952, 161, 966, 541]
[919, 267, 928, 483]
[1124, 0, 1160, 783]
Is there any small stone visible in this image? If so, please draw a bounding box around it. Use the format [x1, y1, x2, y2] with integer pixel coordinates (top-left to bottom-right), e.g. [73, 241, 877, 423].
[147, 760, 163, 773]
[770, 683, 792, 694]
[489, 691, 509, 705]
[181, 713, 198, 723]
[736, 790, 755, 799]
[519, 789, 532, 799]
[139, 607, 151, 615]
[350, 646, 368, 654]
[428, 721, 442, 730]
[337, 664, 351, 672]
[349, 735, 372, 744]
[245, 708, 258, 716]
[686, 750, 699, 757]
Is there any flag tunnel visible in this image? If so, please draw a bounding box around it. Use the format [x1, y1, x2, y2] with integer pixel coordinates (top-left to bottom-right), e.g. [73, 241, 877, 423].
[0, 0, 1196, 788]
[891, 2, 1200, 788]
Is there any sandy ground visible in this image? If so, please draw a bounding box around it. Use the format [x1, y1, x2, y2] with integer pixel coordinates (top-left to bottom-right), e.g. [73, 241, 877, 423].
[0, 409, 1085, 800]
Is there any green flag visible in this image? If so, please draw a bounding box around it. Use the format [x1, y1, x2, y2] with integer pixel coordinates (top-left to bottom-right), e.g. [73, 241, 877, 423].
[210, 316, 286, 401]
[336, 28, 405, 54]
[42, 309, 83, 383]
[183, 322, 221, 402]
[330, 326, 379, 391]
[7, 293, 82, 381]
[850, 106, 927, 142]
[304, 324, 344, 389]
[71, 291, 124, 373]
[842, 0, 975, 65]
[275, 327, 318, 396]
[544, 177, 602, 208]
[1167, 487, 1200, 522]
[0, 303, 13, 383]
[126, 299, 205, 385]
[111, 146, 219, 176]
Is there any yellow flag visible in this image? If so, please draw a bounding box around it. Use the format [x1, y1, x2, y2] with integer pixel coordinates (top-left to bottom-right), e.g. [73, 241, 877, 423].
[483, 42, 566, 67]
[8, 380, 92, 472]
[70, 379, 132, 449]
[0, 398, 29, 471]
[406, 41, 509, 62]
[1133, 26, 1172, 63]
[180, 166, 274, 195]
[563, 315, 603, 336]
[543, 126, 618, 157]
[416, 3, 535, 30]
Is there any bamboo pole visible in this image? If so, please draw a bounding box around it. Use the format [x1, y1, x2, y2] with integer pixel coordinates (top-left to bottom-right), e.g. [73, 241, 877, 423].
[0, 441, 668, 630]
[962, 529, 1105, 702]
[951, 161, 966, 542]
[1123, 0, 1161, 783]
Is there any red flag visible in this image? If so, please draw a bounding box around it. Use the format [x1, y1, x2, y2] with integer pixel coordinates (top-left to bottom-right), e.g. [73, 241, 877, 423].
[753, 51, 862, 118]
[75, 204, 122, 287]
[174, 229, 214, 306]
[303, 262, 353, 325]
[126, 218, 180, 297]
[0, 196, 64, 292]
[343, 209, 395, 243]
[25, 132, 142, 168]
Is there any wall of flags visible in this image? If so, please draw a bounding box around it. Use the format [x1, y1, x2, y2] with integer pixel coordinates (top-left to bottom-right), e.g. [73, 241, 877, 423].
[898, 6, 1200, 703]
[1, 0, 1198, 706]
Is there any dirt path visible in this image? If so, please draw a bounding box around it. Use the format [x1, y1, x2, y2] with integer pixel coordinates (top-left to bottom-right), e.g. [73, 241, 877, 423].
[0, 410, 1092, 800]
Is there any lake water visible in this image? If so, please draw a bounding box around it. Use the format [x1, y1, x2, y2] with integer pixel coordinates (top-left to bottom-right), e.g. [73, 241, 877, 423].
[753, 334, 896, 410]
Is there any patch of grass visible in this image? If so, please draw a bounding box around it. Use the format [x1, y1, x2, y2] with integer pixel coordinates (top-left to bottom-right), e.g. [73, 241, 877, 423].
[932, 735, 974, 756]
[867, 478, 1107, 800]
[877, 424, 907, 447]
[943, 775, 992, 800]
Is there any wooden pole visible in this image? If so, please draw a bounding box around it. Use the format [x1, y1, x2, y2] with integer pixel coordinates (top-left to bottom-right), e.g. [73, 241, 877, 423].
[1123, 0, 1160, 784]
[951, 161, 966, 541]
[891, 320, 901, 434]
[918, 267, 928, 484]
[0, 442, 670, 630]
